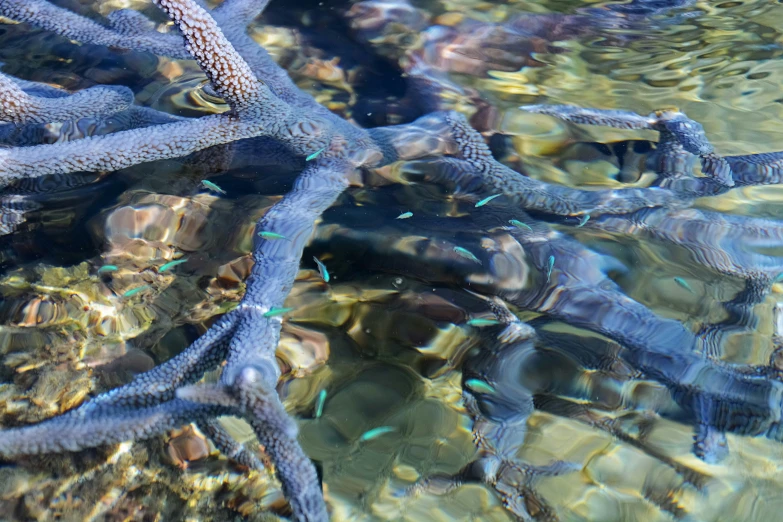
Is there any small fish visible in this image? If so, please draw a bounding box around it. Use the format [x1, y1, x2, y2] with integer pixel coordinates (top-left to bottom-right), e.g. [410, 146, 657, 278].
[314, 389, 327, 419]
[258, 231, 288, 241]
[475, 194, 501, 208]
[466, 318, 501, 327]
[577, 214, 590, 227]
[465, 379, 496, 395]
[306, 147, 326, 161]
[159, 258, 187, 272]
[674, 277, 695, 293]
[396, 211, 413, 220]
[97, 265, 118, 273]
[263, 306, 294, 318]
[201, 179, 226, 195]
[453, 246, 481, 264]
[509, 219, 532, 231]
[122, 285, 151, 298]
[546, 255, 555, 283]
[359, 426, 396, 442]
[313, 256, 330, 283]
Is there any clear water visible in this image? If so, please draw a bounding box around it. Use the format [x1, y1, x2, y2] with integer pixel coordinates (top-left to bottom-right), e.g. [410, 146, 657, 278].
[1, 0, 783, 520]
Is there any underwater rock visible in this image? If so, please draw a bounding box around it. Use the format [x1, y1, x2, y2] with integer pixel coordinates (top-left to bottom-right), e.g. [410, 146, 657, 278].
[166, 424, 212, 470]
